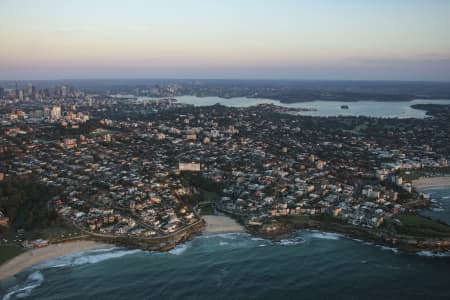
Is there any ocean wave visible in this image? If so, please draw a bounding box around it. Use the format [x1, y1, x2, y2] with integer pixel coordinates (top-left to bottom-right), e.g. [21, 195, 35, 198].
[250, 237, 266, 242]
[376, 245, 399, 254]
[276, 237, 305, 246]
[431, 208, 444, 212]
[200, 233, 250, 240]
[71, 249, 141, 265]
[33, 248, 141, 269]
[197, 233, 275, 250]
[85, 247, 121, 253]
[2, 271, 44, 300]
[416, 251, 450, 257]
[306, 231, 342, 240]
[351, 238, 399, 253]
[169, 243, 190, 255]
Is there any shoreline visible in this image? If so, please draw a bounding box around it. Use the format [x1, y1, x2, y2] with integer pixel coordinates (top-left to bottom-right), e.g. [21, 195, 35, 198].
[2, 212, 450, 282]
[0, 216, 242, 281]
[247, 215, 450, 254]
[412, 176, 450, 190]
[0, 240, 113, 281]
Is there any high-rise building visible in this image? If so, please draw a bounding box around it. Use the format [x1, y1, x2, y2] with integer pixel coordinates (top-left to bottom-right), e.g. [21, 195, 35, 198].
[0, 87, 4, 98]
[27, 83, 33, 96]
[32, 86, 38, 100]
[61, 85, 67, 97]
[51, 106, 61, 120]
[43, 107, 51, 118]
[15, 81, 19, 97]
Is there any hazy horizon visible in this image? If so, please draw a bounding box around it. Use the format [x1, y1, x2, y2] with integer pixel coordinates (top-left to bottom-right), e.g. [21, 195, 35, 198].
[1, 0, 450, 81]
[2, 77, 450, 84]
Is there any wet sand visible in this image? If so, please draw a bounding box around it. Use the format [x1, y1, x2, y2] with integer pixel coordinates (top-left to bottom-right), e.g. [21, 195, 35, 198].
[203, 215, 245, 235]
[0, 240, 113, 281]
[413, 176, 450, 190]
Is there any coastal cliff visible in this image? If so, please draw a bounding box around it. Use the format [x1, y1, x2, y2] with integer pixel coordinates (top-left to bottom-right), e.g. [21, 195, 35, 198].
[79, 219, 206, 252]
[248, 216, 450, 254]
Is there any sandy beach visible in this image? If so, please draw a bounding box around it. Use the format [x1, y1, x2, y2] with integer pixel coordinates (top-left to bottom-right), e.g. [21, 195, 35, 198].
[203, 215, 245, 235]
[412, 176, 450, 190]
[0, 240, 113, 281]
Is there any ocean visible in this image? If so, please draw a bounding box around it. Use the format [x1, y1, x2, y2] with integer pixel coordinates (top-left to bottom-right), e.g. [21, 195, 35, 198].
[1, 187, 450, 300]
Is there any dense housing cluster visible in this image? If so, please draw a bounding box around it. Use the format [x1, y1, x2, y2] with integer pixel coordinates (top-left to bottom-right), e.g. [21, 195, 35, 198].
[1, 82, 450, 243]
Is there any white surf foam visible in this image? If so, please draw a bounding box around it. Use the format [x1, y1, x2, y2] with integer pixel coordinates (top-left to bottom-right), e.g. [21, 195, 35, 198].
[307, 231, 342, 240]
[251, 237, 266, 242]
[200, 233, 250, 240]
[417, 251, 450, 257]
[169, 243, 190, 255]
[33, 248, 141, 269]
[431, 208, 444, 212]
[376, 245, 399, 253]
[277, 237, 305, 246]
[2, 271, 44, 300]
[71, 249, 141, 265]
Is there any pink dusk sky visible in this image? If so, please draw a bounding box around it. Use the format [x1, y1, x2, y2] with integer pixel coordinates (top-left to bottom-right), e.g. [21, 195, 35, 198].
[1, 0, 450, 81]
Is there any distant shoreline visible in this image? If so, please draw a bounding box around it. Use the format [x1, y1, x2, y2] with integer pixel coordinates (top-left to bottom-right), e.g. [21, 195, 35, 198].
[0, 240, 113, 281]
[118, 94, 450, 104]
[412, 176, 450, 190]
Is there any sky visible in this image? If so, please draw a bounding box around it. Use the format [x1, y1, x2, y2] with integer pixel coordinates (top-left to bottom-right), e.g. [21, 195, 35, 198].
[1, 0, 450, 81]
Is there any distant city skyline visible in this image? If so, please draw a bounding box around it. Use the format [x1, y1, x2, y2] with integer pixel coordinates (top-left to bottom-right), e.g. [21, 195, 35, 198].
[1, 0, 450, 81]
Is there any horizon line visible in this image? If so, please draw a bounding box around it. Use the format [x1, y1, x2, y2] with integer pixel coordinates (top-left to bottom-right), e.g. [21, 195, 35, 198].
[1, 77, 450, 84]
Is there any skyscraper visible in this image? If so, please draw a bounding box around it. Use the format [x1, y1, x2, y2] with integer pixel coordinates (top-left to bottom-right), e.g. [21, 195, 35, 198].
[27, 83, 33, 96]
[32, 86, 38, 100]
[15, 81, 19, 97]
[61, 85, 67, 97]
[43, 107, 51, 119]
[51, 105, 61, 120]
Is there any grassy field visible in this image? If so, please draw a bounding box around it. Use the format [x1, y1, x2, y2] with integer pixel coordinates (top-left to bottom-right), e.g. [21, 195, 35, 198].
[199, 190, 219, 216]
[200, 190, 220, 203]
[199, 204, 215, 216]
[0, 244, 24, 265]
[401, 171, 426, 182]
[24, 226, 83, 241]
[400, 169, 450, 182]
[396, 215, 450, 237]
[276, 215, 310, 226]
[313, 213, 348, 225]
